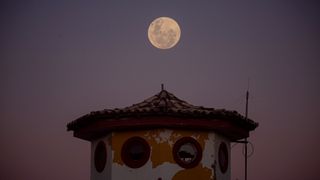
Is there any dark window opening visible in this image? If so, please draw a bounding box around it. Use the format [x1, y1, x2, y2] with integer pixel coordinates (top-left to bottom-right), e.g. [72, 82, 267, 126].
[121, 136, 150, 168]
[128, 143, 145, 160]
[94, 141, 107, 173]
[218, 142, 228, 173]
[173, 137, 202, 168]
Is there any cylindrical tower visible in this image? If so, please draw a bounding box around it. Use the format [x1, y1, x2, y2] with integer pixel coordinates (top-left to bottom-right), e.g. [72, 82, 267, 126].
[67, 90, 258, 180]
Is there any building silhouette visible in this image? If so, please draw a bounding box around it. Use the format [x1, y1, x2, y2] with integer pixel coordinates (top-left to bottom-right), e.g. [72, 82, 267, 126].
[67, 89, 258, 180]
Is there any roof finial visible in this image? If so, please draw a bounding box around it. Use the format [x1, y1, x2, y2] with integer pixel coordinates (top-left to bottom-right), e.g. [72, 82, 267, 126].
[161, 83, 164, 91]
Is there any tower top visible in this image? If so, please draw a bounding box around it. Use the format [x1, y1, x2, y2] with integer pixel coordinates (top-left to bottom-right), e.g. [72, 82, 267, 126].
[67, 89, 258, 141]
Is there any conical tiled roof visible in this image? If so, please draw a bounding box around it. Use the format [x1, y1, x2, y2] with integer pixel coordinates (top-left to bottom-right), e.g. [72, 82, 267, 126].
[67, 90, 258, 141]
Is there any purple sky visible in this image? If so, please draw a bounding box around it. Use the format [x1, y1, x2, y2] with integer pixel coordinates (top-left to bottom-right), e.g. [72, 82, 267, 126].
[1, 0, 320, 179]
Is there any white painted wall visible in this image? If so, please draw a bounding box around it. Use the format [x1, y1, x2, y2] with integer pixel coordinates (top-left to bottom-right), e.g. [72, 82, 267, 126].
[91, 134, 112, 180]
[215, 134, 231, 180]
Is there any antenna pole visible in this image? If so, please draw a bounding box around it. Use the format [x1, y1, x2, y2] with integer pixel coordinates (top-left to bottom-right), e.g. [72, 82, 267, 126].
[245, 90, 249, 180]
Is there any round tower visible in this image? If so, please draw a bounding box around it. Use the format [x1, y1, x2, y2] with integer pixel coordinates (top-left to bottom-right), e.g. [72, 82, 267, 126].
[67, 90, 258, 180]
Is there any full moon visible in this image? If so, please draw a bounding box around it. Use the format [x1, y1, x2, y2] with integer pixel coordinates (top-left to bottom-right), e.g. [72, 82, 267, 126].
[148, 17, 181, 49]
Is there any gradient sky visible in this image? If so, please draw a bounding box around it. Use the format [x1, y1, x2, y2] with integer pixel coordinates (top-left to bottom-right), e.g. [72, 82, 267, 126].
[1, 0, 320, 180]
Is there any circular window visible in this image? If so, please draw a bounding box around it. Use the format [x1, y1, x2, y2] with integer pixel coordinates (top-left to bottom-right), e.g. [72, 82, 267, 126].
[218, 142, 228, 173]
[94, 141, 107, 173]
[173, 137, 202, 168]
[121, 136, 150, 168]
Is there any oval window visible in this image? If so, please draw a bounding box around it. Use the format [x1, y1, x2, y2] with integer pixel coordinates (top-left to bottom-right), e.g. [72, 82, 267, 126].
[94, 141, 107, 173]
[121, 136, 150, 168]
[173, 137, 202, 168]
[218, 142, 228, 173]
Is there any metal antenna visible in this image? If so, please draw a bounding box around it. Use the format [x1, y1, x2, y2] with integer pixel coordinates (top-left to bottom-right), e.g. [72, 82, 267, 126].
[245, 78, 250, 180]
[161, 84, 164, 91]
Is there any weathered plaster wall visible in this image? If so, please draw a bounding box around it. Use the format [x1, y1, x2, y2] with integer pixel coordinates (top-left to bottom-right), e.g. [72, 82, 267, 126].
[110, 128, 229, 180]
[90, 129, 230, 180]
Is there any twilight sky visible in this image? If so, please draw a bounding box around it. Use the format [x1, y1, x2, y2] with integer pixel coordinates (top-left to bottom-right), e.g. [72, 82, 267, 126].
[1, 0, 320, 180]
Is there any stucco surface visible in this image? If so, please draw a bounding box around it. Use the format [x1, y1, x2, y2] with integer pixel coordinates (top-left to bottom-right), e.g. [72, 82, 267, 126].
[110, 129, 221, 180]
